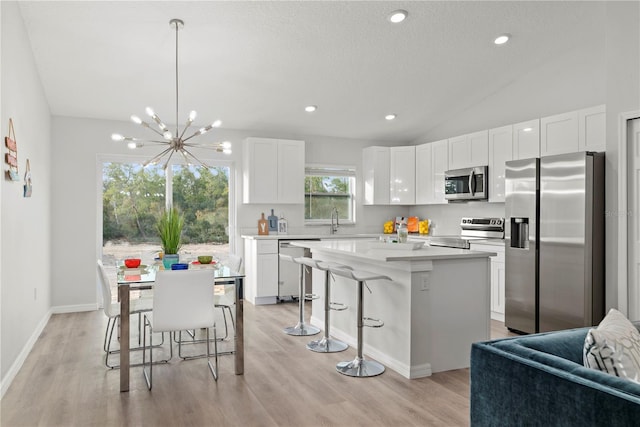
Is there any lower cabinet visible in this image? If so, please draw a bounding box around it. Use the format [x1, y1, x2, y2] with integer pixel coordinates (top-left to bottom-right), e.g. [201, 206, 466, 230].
[470, 242, 505, 322]
[244, 239, 279, 305]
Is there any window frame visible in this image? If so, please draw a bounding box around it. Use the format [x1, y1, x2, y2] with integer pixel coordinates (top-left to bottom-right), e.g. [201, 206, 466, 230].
[304, 164, 356, 226]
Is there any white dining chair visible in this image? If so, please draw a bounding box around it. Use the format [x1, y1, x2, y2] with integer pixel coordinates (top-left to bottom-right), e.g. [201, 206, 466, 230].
[142, 269, 219, 390]
[97, 259, 155, 369]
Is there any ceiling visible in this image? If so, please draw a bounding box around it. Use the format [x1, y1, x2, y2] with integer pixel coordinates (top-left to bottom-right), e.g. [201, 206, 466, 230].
[18, 1, 606, 144]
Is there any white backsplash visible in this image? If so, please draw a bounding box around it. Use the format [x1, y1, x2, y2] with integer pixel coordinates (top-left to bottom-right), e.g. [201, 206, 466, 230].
[409, 203, 505, 236]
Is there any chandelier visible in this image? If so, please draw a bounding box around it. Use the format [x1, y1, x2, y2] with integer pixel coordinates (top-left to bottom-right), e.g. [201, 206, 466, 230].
[111, 19, 231, 169]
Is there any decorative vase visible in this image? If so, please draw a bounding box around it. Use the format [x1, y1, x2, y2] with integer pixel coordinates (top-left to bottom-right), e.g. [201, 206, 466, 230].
[162, 253, 179, 270]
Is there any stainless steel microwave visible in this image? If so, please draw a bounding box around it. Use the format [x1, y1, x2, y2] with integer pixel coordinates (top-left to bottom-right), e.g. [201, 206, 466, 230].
[444, 166, 488, 201]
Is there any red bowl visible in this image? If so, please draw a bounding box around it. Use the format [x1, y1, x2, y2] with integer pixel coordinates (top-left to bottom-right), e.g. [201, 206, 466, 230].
[124, 258, 141, 268]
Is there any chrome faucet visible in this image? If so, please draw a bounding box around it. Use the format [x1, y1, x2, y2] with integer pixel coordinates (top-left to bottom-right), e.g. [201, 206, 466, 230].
[330, 207, 339, 235]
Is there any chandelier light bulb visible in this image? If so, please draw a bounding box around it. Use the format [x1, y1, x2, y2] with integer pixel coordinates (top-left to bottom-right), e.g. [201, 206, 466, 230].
[130, 115, 142, 125]
[145, 107, 155, 117]
[189, 110, 197, 121]
[127, 142, 138, 149]
[111, 133, 125, 141]
[212, 120, 222, 128]
[221, 141, 232, 149]
[223, 148, 232, 155]
[163, 131, 173, 140]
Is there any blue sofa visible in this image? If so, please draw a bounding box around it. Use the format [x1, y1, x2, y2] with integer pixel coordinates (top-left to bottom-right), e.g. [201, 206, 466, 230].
[470, 325, 640, 426]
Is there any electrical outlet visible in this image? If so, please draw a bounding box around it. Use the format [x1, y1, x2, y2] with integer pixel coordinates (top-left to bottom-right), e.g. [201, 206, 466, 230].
[421, 275, 429, 291]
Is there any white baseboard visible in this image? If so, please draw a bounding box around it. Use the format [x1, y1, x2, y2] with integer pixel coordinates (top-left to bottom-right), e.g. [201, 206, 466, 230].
[51, 303, 98, 314]
[491, 312, 505, 322]
[1, 308, 52, 399]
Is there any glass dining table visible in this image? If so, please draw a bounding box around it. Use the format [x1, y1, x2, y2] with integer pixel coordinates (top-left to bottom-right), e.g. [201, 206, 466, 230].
[117, 263, 244, 392]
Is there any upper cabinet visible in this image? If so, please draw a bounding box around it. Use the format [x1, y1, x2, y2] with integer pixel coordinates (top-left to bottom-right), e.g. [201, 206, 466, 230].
[363, 146, 390, 205]
[578, 105, 606, 152]
[390, 146, 416, 204]
[488, 125, 514, 203]
[513, 119, 540, 160]
[540, 105, 606, 156]
[416, 139, 448, 205]
[448, 130, 489, 170]
[243, 137, 305, 204]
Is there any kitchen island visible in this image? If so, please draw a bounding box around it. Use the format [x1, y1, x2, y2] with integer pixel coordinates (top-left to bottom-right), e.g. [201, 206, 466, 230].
[291, 239, 496, 379]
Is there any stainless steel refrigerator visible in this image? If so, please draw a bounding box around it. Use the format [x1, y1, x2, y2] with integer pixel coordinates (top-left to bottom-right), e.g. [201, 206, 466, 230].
[504, 151, 605, 334]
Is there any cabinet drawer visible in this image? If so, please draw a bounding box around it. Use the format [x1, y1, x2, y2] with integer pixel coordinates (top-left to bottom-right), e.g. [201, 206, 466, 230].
[257, 240, 278, 254]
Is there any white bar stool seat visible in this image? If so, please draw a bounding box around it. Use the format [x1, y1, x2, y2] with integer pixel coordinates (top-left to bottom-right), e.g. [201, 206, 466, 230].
[328, 267, 391, 378]
[279, 253, 320, 336]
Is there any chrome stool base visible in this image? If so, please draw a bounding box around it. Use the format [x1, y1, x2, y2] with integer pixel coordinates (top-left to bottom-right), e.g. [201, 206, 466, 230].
[283, 322, 320, 336]
[307, 336, 348, 353]
[337, 357, 385, 377]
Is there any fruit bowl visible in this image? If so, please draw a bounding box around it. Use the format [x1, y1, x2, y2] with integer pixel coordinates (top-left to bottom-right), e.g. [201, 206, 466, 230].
[197, 255, 213, 264]
[124, 258, 141, 268]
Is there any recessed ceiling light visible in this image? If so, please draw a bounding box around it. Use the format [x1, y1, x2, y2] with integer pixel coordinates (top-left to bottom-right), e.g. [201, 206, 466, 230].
[388, 10, 408, 23]
[494, 34, 510, 45]
[305, 105, 317, 113]
[385, 114, 397, 121]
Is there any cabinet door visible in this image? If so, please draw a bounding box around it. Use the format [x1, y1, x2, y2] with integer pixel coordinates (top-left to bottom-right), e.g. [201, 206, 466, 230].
[468, 130, 489, 167]
[540, 111, 579, 156]
[277, 139, 305, 204]
[578, 105, 606, 152]
[488, 125, 513, 203]
[390, 146, 416, 204]
[492, 261, 506, 317]
[431, 139, 449, 204]
[363, 146, 390, 205]
[415, 143, 433, 204]
[243, 138, 279, 204]
[513, 119, 540, 160]
[448, 134, 470, 170]
[256, 253, 279, 298]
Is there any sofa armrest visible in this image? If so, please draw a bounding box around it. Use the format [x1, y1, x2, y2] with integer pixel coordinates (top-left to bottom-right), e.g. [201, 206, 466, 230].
[470, 341, 640, 426]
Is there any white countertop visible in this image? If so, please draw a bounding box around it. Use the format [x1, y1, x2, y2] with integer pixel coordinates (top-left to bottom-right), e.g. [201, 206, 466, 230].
[241, 233, 380, 240]
[290, 239, 496, 262]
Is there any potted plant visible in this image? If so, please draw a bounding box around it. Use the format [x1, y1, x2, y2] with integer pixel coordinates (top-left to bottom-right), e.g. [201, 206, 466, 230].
[157, 206, 184, 269]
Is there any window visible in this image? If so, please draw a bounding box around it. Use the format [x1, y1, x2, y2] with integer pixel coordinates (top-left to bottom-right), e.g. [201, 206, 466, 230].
[305, 165, 356, 224]
[101, 160, 231, 264]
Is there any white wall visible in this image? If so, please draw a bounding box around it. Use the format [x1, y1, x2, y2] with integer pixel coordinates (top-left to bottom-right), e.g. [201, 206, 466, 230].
[605, 1, 640, 314]
[1, 1, 52, 393]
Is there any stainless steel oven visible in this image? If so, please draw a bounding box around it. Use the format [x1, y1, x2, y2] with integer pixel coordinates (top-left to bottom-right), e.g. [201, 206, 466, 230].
[444, 166, 488, 201]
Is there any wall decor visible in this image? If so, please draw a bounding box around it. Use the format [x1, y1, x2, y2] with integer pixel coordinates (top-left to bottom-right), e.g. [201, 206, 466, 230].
[4, 118, 19, 181]
[23, 159, 32, 198]
[278, 214, 288, 235]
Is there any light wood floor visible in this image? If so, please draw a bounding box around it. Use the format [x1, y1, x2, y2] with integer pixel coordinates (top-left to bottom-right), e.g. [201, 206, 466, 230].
[1, 302, 515, 427]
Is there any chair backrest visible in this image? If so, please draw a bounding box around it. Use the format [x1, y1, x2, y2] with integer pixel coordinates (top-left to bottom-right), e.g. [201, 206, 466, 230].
[226, 254, 243, 273]
[97, 260, 117, 318]
[152, 269, 216, 332]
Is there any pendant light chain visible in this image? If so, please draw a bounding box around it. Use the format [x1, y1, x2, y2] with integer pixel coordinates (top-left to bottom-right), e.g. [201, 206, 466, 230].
[175, 20, 180, 138]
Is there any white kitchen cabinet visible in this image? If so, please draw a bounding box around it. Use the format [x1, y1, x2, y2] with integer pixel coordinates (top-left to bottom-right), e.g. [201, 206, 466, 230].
[244, 239, 279, 305]
[243, 137, 305, 204]
[470, 242, 505, 322]
[390, 146, 416, 204]
[578, 104, 606, 152]
[448, 130, 489, 170]
[363, 146, 390, 205]
[541, 106, 606, 156]
[513, 119, 540, 160]
[488, 125, 514, 203]
[415, 139, 448, 205]
[540, 111, 579, 156]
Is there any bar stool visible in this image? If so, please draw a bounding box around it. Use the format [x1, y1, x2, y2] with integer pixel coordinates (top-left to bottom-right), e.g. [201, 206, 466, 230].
[279, 253, 320, 336]
[294, 258, 350, 353]
[328, 267, 391, 377]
